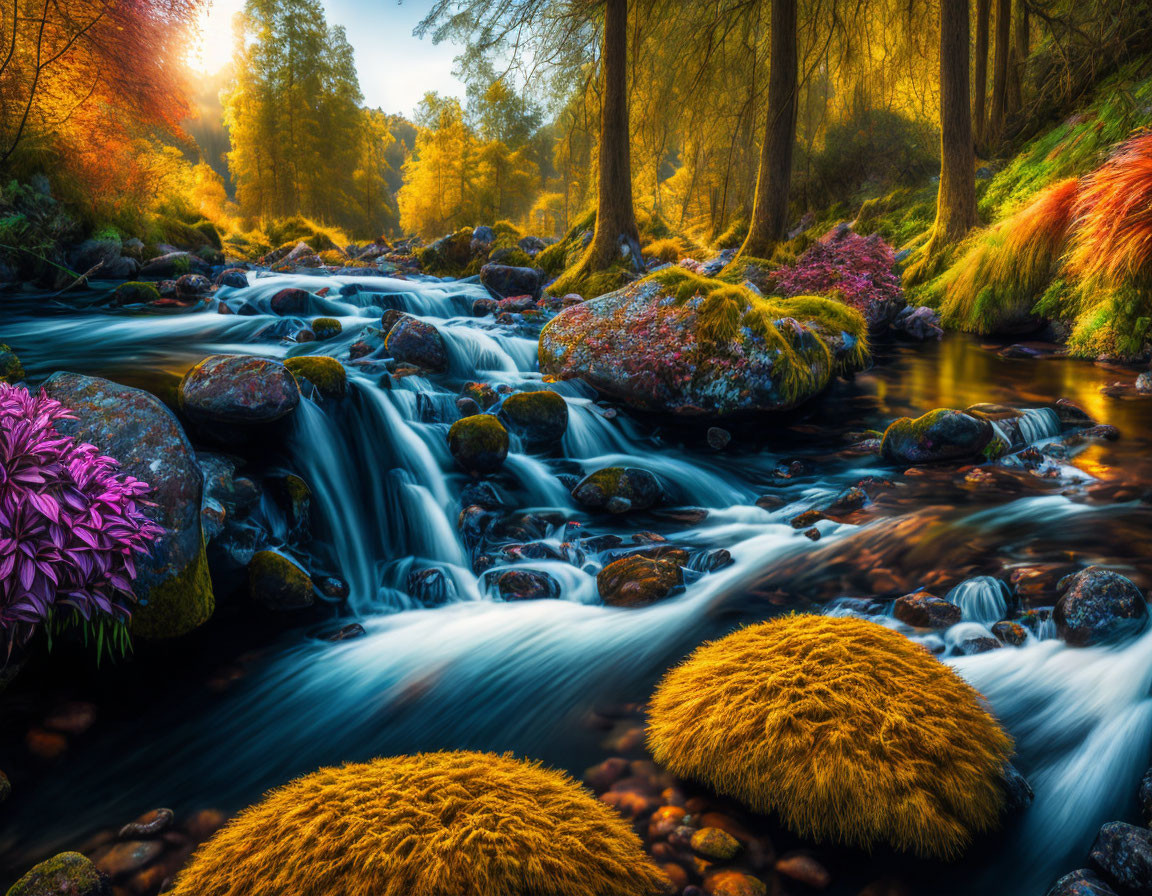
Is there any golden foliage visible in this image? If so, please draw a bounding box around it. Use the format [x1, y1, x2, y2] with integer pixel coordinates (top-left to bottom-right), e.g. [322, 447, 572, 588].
[647, 614, 1013, 859]
[170, 750, 668, 896]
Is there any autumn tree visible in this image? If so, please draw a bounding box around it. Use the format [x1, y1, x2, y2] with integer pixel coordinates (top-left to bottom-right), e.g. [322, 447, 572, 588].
[0, 0, 204, 215]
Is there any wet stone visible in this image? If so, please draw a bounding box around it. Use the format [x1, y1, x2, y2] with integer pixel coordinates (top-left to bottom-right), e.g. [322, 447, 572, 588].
[1090, 822, 1152, 893]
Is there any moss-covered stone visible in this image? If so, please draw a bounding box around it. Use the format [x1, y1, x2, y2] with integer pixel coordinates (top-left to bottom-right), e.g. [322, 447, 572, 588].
[6, 852, 110, 896]
[572, 467, 662, 514]
[131, 536, 214, 639]
[111, 281, 161, 306]
[248, 550, 313, 611]
[310, 317, 343, 340]
[539, 272, 869, 417]
[448, 415, 509, 474]
[598, 548, 688, 607]
[285, 355, 346, 399]
[880, 409, 995, 465]
[498, 390, 568, 446]
[0, 344, 24, 383]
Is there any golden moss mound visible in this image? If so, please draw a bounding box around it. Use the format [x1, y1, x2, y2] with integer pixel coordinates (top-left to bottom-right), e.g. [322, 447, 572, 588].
[647, 615, 1013, 859]
[170, 750, 667, 896]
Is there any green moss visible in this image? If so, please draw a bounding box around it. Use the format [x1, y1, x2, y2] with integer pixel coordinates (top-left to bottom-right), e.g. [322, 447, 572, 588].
[0, 344, 24, 383]
[111, 281, 161, 305]
[534, 240, 569, 276]
[640, 267, 870, 400]
[7, 852, 105, 896]
[131, 537, 214, 640]
[249, 550, 313, 610]
[194, 219, 223, 250]
[285, 355, 347, 398]
[487, 247, 534, 268]
[171, 255, 192, 276]
[448, 414, 510, 473]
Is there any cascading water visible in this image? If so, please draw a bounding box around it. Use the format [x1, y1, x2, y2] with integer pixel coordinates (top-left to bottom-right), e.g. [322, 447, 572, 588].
[3, 271, 1152, 895]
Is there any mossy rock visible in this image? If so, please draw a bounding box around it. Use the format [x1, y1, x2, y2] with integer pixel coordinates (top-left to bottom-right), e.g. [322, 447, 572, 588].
[647, 614, 1015, 859]
[539, 271, 868, 417]
[487, 247, 534, 268]
[0, 344, 25, 383]
[111, 281, 161, 306]
[598, 548, 688, 607]
[572, 467, 662, 514]
[285, 356, 347, 399]
[448, 415, 509, 474]
[311, 317, 343, 340]
[132, 536, 215, 639]
[498, 390, 569, 446]
[880, 409, 996, 464]
[248, 550, 313, 611]
[167, 751, 667, 896]
[7, 852, 110, 896]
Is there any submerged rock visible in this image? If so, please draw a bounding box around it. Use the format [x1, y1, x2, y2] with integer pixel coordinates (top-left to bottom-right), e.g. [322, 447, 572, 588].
[538, 276, 867, 417]
[248, 551, 313, 611]
[43, 373, 213, 638]
[179, 355, 300, 424]
[215, 269, 249, 289]
[311, 317, 342, 340]
[269, 287, 313, 316]
[7, 852, 110, 896]
[110, 281, 162, 306]
[598, 548, 687, 607]
[285, 355, 346, 399]
[1054, 567, 1148, 647]
[1090, 822, 1152, 893]
[386, 317, 448, 372]
[448, 415, 509, 474]
[572, 467, 662, 514]
[498, 390, 568, 447]
[881, 408, 996, 464]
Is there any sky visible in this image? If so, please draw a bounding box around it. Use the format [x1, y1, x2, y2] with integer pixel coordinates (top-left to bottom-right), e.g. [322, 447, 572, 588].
[190, 0, 470, 117]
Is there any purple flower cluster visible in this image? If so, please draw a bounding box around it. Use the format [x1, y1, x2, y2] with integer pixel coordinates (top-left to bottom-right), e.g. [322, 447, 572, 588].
[0, 383, 162, 649]
[774, 230, 903, 325]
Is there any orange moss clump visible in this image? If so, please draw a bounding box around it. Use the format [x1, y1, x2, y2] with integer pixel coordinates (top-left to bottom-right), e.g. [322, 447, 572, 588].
[1067, 134, 1152, 287]
[170, 751, 668, 896]
[647, 614, 1013, 859]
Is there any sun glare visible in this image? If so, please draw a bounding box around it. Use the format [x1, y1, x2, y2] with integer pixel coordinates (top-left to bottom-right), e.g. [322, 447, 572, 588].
[190, 0, 244, 73]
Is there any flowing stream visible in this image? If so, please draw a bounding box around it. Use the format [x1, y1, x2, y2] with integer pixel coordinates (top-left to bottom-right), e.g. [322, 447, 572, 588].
[3, 271, 1152, 894]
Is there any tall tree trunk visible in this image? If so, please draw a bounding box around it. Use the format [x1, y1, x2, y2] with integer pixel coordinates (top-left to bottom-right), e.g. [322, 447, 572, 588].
[585, 0, 640, 270]
[739, 0, 797, 259]
[973, 0, 989, 149]
[1008, 0, 1029, 112]
[925, 0, 977, 256]
[988, 0, 1011, 147]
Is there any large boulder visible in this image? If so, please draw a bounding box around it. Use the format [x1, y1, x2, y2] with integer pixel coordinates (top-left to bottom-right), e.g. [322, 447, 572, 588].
[386, 317, 448, 372]
[480, 263, 546, 300]
[1090, 822, 1152, 893]
[498, 390, 568, 447]
[1054, 567, 1148, 647]
[179, 355, 300, 424]
[881, 409, 997, 464]
[539, 276, 867, 416]
[42, 373, 213, 638]
[7, 852, 110, 896]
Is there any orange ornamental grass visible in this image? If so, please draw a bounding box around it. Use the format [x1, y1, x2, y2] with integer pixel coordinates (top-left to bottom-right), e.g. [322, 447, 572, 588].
[647, 614, 1014, 859]
[1067, 134, 1152, 287]
[940, 177, 1079, 333]
[171, 751, 668, 896]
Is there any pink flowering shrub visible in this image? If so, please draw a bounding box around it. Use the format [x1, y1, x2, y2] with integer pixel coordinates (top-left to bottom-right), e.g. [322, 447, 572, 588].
[774, 229, 904, 327]
[0, 383, 162, 657]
